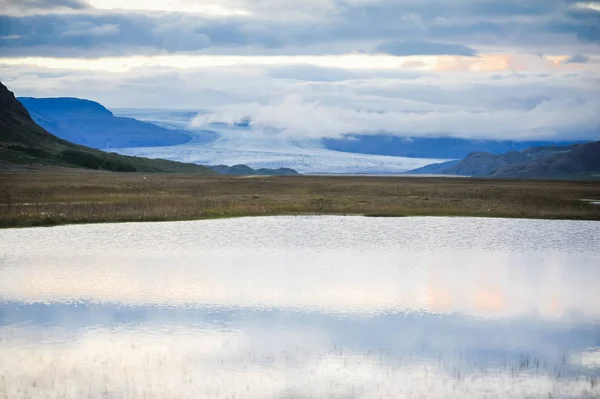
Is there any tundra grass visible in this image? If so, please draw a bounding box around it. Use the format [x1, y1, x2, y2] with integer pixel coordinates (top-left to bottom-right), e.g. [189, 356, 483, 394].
[1, 170, 599, 227]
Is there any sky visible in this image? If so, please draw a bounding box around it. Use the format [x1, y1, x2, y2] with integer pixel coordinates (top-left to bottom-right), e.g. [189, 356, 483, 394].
[1, 0, 599, 141]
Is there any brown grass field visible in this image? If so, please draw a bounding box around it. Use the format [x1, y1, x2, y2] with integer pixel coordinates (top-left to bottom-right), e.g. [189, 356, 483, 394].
[1, 169, 599, 227]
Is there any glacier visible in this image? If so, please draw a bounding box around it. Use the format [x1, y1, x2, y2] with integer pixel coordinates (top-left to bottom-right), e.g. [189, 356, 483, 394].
[111, 109, 450, 174]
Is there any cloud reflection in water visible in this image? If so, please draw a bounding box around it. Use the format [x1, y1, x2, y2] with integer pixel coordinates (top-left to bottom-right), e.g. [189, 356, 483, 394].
[0, 216, 599, 398]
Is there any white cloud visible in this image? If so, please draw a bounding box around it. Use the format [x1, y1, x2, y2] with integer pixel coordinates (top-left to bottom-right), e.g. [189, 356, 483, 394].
[83, 0, 377, 20]
[85, 0, 252, 17]
[195, 94, 600, 140]
[573, 2, 600, 12]
[0, 54, 420, 71]
[1, 53, 595, 73]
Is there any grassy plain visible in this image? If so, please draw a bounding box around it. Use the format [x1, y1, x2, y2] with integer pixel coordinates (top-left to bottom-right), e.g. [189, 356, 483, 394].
[1, 169, 599, 227]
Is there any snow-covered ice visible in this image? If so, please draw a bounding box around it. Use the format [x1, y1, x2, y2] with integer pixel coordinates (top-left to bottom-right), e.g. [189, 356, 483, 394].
[112, 109, 450, 174]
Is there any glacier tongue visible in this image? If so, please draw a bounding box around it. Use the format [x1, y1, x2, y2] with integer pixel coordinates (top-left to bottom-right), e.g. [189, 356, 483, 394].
[111, 109, 449, 174]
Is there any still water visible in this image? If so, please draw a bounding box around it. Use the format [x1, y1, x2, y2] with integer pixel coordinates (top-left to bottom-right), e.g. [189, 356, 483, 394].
[1, 216, 599, 398]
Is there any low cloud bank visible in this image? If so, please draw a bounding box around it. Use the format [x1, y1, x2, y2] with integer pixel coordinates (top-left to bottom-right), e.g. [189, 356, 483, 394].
[194, 94, 600, 141]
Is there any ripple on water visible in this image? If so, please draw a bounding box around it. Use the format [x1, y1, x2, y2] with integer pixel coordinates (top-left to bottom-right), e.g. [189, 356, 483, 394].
[0, 216, 599, 398]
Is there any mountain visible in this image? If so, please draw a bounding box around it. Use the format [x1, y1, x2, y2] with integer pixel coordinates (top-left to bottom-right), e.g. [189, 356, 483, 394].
[0, 81, 215, 173]
[3, 86, 299, 175]
[322, 134, 583, 159]
[18, 97, 193, 149]
[407, 141, 600, 178]
[402, 160, 460, 175]
[209, 164, 299, 176]
[491, 142, 600, 178]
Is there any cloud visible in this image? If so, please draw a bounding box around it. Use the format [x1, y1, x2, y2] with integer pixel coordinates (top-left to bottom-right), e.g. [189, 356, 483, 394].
[3, 53, 599, 142]
[194, 94, 600, 141]
[2, 52, 590, 73]
[85, 0, 252, 17]
[61, 21, 120, 37]
[1, 0, 599, 144]
[0, 0, 88, 16]
[564, 54, 591, 63]
[375, 40, 478, 56]
[1, 0, 599, 57]
[267, 64, 424, 82]
[0, 13, 219, 55]
[572, 2, 600, 12]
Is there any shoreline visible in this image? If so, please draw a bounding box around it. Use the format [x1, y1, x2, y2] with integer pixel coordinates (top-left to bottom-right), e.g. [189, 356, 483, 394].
[3, 212, 599, 230]
[2, 172, 599, 228]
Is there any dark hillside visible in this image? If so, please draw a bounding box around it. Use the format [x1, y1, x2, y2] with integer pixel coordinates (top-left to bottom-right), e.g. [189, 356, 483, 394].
[0, 82, 216, 174]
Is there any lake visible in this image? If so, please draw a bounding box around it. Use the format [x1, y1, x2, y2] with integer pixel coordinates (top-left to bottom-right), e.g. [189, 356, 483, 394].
[1, 216, 599, 398]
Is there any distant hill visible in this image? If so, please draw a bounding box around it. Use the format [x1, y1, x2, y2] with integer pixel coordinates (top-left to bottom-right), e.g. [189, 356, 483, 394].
[323, 134, 583, 159]
[407, 141, 600, 178]
[18, 97, 192, 149]
[402, 160, 459, 175]
[0, 81, 215, 173]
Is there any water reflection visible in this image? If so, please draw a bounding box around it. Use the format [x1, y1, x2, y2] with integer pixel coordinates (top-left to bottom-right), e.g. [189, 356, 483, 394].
[0, 216, 599, 398]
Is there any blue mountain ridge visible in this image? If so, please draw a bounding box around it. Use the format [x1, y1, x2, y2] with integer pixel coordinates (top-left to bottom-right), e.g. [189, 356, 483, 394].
[405, 142, 600, 178]
[18, 97, 193, 149]
[323, 134, 583, 160]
